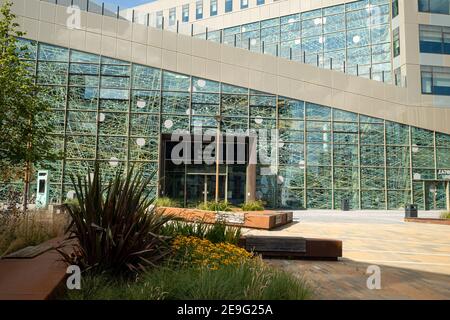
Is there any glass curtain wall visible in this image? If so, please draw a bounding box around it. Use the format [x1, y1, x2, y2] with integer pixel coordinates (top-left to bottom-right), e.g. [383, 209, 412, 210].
[2, 39, 449, 211]
[196, 0, 393, 83]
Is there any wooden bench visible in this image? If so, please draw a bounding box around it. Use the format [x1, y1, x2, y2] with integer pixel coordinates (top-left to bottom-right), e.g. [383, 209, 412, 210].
[241, 235, 342, 260]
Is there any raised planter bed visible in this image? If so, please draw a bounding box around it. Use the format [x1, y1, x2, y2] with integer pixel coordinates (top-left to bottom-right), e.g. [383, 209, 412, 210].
[156, 207, 293, 230]
[405, 218, 450, 225]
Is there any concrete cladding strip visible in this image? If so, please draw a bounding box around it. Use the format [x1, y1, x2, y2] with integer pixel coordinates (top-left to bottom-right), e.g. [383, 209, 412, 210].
[7, 0, 450, 135]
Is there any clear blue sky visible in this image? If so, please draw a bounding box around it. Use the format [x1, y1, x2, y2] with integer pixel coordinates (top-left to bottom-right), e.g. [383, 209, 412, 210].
[104, 0, 155, 9]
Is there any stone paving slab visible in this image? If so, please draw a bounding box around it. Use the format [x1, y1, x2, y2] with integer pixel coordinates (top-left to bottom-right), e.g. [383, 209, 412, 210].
[245, 211, 450, 299]
[266, 259, 450, 300]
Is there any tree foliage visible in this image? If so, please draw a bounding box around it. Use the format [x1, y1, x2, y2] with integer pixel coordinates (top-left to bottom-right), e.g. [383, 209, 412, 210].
[0, 1, 59, 204]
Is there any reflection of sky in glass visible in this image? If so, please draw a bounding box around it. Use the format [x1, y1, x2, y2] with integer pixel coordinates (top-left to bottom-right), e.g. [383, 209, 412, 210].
[13, 35, 450, 210]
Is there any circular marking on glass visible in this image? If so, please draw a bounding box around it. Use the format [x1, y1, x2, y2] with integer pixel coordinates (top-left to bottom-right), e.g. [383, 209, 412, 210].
[314, 18, 322, 25]
[197, 79, 206, 88]
[186, 108, 192, 115]
[294, 39, 301, 45]
[250, 39, 257, 46]
[278, 140, 285, 148]
[242, 27, 246, 32]
[137, 100, 146, 109]
[109, 157, 119, 167]
[319, 36, 324, 44]
[299, 160, 306, 168]
[352, 35, 361, 44]
[136, 138, 146, 147]
[66, 190, 76, 199]
[254, 117, 263, 124]
[288, 18, 296, 24]
[277, 175, 285, 184]
[98, 113, 106, 122]
[164, 119, 174, 129]
[412, 145, 419, 153]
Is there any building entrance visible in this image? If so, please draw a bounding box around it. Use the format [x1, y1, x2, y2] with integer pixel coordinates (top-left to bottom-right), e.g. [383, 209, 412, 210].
[423, 181, 449, 211]
[186, 174, 227, 206]
[160, 134, 255, 208]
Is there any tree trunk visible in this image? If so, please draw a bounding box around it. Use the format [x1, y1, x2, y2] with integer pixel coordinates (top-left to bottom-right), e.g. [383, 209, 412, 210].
[22, 160, 30, 212]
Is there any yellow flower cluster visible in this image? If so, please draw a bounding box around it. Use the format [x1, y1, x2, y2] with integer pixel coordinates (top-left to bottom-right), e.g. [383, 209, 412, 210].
[172, 236, 253, 270]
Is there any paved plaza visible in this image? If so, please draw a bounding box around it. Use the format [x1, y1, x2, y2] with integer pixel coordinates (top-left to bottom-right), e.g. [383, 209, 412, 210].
[245, 211, 450, 299]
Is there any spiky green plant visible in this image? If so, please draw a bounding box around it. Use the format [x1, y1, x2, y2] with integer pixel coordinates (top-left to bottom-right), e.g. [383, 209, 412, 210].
[241, 200, 265, 211]
[155, 197, 182, 208]
[161, 220, 242, 245]
[197, 201, 232, 212]
[59, 164, 173, 275]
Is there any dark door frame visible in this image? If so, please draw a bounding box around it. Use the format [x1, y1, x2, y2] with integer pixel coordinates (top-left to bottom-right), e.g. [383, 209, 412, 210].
[159, 133, 257, 205]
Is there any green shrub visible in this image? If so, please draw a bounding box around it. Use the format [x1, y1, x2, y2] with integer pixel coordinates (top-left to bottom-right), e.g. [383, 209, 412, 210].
[197, 201, 232, 212]
[161, 220, 241, 245]
[241, 200, 265, 211]
[205, 220, 241, 245]
[59, 164, 174, 275]
[440, 212, 450, 219]
[63, 198, 79, 208]
[65, 260, 311, 300]
[155, 197, 182, 208]
[161, 220, 209, 239]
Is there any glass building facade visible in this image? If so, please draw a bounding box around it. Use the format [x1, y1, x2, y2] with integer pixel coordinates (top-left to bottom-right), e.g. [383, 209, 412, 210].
[1, 39, 450, 211]
[195, 0, 393, 83]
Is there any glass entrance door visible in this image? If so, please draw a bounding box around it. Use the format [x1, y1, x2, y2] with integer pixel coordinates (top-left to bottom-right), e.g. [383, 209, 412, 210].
[186, 174, 227, 206]
[205, 175, 226, 202]
[186, 175, 206, 207]
[424, 181, 447, 210]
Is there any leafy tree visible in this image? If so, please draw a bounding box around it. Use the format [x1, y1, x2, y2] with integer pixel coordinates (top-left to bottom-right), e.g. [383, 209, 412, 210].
[0, 1, 59, 210]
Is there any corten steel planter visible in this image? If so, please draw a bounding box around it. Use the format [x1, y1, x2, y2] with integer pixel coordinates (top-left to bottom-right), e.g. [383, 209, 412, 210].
[404, 218, 450, 225]
[156, 207, 293, 230]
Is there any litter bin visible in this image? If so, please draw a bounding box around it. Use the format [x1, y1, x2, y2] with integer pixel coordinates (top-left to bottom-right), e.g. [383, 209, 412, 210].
[341, 199, 350, 211]
[405, 204, 418, 218]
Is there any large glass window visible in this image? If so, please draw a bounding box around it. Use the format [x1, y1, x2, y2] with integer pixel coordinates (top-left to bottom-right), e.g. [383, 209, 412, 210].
[196, 1, 203, 20]
[210, 0, 218, 16]
[11, 40, 450, 211]
[419, 25, 450, 54]
[182, 4, 189, 22]
[225, 0, 233, 13]
[169, 8, 176, 26]
[421, 65, 450, 95]
[393, 0, 399, 17]
[393, 28, 400, 57]
[191, 0, 392, 83]
[241, 0, 249, 9]
[156, 11, 163, 28]
[418, 0, 450, 14]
